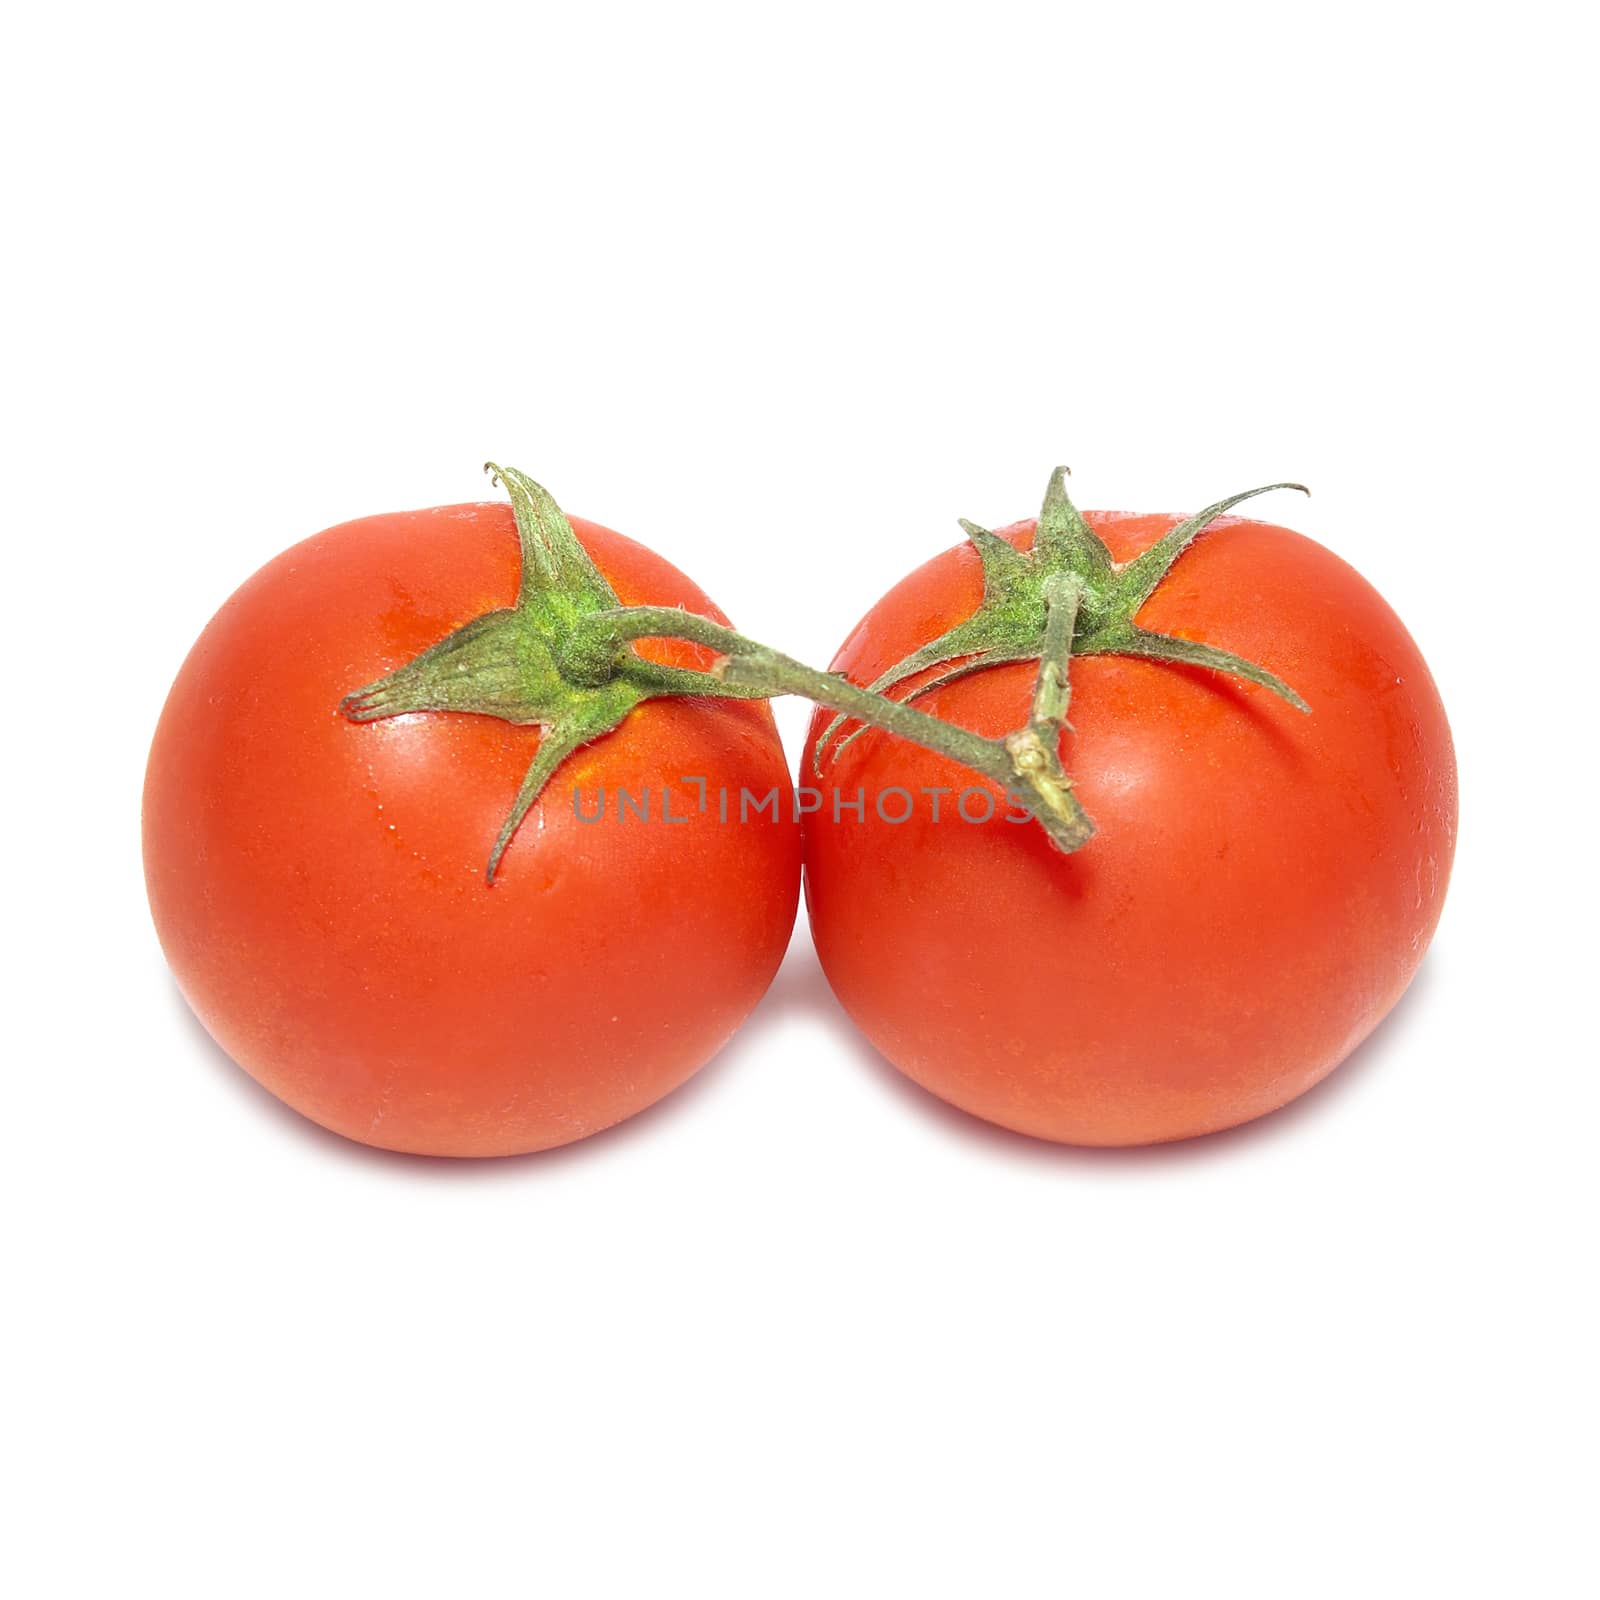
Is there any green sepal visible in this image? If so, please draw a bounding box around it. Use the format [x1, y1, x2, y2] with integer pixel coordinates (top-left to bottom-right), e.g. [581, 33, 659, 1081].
[488, 462, 620, 614]
[1106, 481, 1308, 615]
[1081, 622, 1311, 714]
[1033, 466, 1115, 584]
[343, 609, 580, 727]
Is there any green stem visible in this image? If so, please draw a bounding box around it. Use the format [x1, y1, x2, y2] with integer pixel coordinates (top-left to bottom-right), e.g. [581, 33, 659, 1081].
[1001, 575, 1096, 852]
[569, 606, 1097, 851]
[1027, 572, 1082, 737]
[575, 607, 1000, 770]
[347, 459, 1310, 880]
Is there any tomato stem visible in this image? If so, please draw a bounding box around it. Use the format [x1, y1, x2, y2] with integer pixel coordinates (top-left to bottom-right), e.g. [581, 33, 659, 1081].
[569, 605, 1097, 853]
[1027, 572, 1082, 737]
[343, 461, 1309, 879]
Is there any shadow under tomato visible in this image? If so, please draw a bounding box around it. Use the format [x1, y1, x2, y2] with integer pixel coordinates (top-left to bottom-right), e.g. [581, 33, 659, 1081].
[167, 937, 829, 1182]
[817, 955, 1442, 1169]
[173, 941, 1438, 1178]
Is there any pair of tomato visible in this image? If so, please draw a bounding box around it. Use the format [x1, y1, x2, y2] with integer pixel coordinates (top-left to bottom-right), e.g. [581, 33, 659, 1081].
[143, 486, 1456, 1155]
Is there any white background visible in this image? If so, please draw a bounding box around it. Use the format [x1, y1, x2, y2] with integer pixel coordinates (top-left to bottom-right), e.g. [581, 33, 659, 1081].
[5, 4, 1594, 1595]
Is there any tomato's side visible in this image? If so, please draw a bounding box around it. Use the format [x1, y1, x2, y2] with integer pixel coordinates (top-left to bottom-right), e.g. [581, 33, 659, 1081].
[803, 513, 1457, 1146]
[144, 504, 801, 1157]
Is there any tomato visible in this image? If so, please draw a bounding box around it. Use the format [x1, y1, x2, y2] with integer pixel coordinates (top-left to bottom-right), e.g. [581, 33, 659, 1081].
[802, 509, 1457, 1146]
[144, 500, 800, 1157]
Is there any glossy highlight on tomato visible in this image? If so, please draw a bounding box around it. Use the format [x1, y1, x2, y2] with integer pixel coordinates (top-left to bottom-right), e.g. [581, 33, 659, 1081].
[803, 509, 1457, 1146]
[144, 502, 801, 1157]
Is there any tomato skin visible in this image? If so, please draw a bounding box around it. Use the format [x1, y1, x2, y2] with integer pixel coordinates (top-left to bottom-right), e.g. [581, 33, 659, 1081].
[144, 503, 800, 1157]
[802, 512, 1457, 1147]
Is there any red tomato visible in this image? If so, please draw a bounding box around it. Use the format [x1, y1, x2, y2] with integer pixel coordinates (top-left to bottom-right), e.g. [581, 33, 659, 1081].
[145, 503, 800, 1157]
[802, 511, 1457, 1146]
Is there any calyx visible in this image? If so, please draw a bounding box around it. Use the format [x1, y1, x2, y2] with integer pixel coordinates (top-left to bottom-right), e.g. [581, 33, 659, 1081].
[342, 465, 749, 881]
[814, 468, 1310, 768]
